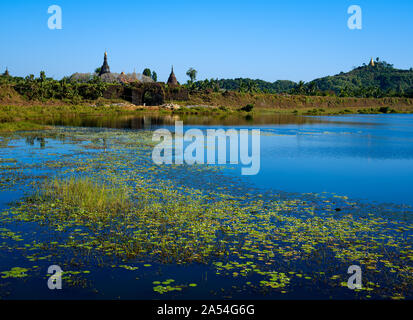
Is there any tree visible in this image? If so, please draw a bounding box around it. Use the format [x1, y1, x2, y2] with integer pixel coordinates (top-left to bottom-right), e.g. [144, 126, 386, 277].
[143, 68, 152, 78]
[95, 67, 101, 74]
[40, 71, 46, 82]
[186, 68, 197, 83]
[307, 82, 319, 95]
[151, 71, 158, 82]
[292, 81, 306, 94]
[246, 80, 260, 93]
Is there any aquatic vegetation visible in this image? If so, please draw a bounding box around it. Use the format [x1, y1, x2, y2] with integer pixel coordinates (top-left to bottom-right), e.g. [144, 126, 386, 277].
[118, 265, 139, 271]
[260, 272, 290, 289]
[1, 267, 28, 279]
[0, 127, 412, 299]
[37, 176, 133, 220]
[153, 284, 183, 294]
[0, 228, 23, 241]
[152, 279, 198, 295]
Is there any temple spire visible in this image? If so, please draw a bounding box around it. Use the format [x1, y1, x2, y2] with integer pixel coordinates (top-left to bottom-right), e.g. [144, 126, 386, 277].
[99, 51, 111, 76]
[167, 65, 178, 86]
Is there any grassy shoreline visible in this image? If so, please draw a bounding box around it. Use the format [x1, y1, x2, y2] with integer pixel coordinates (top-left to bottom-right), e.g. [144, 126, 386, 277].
[1, 99, 413, 132]
[0, 103, 141, 132]
[173, 91, 413, 112]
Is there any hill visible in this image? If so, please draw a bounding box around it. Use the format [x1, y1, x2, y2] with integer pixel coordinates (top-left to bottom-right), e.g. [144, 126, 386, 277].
[307, 60, 413, 97]
[192, 60, 413, 98]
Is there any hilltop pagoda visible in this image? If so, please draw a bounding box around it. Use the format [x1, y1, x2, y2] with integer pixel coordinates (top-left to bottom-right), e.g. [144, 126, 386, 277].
[3, 68, 9, 76]
[369, 58, 375, 67]
[99, 51, 111, 76]
[167, 66, 179, 86]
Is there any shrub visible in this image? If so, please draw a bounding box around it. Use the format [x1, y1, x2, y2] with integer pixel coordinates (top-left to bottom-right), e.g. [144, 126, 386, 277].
[240, 104, 254, 112]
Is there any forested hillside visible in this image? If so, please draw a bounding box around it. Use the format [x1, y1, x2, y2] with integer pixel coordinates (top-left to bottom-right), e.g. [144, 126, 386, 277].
[307, 60, 413, 97]
[191, 60, 413, 98]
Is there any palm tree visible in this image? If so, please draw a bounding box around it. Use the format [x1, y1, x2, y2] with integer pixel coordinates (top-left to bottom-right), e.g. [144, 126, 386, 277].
[294, 81, 306, 94]
[186, 68, 197, 84]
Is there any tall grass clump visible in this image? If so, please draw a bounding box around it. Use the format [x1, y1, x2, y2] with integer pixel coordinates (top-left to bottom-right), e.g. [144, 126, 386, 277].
[39, 177, 132, 218]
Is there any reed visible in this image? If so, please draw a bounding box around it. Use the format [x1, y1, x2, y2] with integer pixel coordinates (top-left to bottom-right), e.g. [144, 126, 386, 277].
[39, 177, 132, 217]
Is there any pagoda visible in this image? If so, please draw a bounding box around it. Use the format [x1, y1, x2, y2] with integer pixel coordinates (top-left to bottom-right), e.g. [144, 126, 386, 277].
[167, 66, 178, 86]
[99, 51, 111, 76]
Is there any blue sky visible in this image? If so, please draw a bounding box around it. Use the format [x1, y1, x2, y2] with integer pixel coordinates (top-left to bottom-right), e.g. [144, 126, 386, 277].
[0, 0, 412, 82]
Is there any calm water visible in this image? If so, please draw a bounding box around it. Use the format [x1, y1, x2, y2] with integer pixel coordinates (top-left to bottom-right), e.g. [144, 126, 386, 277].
[0, 113, 412, 299]
[46, 113, 413, 205]
[244, 114, 413, 206]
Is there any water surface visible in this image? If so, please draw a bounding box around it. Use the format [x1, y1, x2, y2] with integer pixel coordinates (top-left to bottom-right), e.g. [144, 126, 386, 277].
[0, 113, 411, 300]
[45, 113, 413, 205]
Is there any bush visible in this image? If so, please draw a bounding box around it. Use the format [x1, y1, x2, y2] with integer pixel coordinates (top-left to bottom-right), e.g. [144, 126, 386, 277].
[240, 104, 254, 112]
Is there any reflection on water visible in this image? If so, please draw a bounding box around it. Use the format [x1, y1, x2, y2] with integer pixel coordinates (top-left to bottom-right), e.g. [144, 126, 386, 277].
[41, 113, 337, 129]
[25, 136, 46, 148]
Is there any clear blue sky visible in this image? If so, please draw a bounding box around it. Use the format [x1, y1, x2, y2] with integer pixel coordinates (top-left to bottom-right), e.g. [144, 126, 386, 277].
[0, 0, 412, 82]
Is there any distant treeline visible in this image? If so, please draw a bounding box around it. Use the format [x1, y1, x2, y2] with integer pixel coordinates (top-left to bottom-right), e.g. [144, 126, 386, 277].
[191, 60, 413, 98]
[0, 72, 109, 103]
[191, 78, 297, 94]
[1, 59, 413, 103]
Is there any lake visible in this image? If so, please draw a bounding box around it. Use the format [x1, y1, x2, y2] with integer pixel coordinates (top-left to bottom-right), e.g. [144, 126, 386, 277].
[46, 113, 413, 205]
[0, 113, 412, 299]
